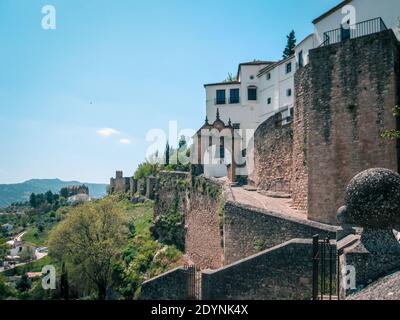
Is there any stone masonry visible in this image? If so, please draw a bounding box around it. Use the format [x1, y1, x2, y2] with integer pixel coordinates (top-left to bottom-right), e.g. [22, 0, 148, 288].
[109, 171, 130, 194]
[298, 30, 400, 224]
[249, 113, 293, 193]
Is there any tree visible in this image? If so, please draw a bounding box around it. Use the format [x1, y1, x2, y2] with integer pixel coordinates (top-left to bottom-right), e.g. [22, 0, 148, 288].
[165, 141, 170, 166]
[48, 199, 129, 300]
[0, 237, 8, 262]
[283, 30, 296, 59]
[60, 262, 70, 300]
[16, 274, 31, 292]
[223, 73, 237, 82]
[0, 276, 15, 299]
[134, 162, 159, 180]
[45, 190, 54, 204]
[29, 193, 37, 208]
[60, 187, 69, 199]
[178, 135, 187, 150]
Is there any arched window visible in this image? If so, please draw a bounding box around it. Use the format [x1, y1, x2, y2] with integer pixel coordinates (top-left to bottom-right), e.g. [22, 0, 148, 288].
[248, 86, 257, 101]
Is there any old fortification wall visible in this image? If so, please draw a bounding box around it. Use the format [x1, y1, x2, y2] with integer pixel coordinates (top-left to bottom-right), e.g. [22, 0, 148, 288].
[154, 172, 225, 270]
[185, 176, 225, 270]
[155, 171, 340, 269]
[223, 201, 338, 265]
[303, 30, 400, 224]
[202, 239, 336, 300]
[140, 267, 188, 300]
[292, 65, 310, 211]
[249, 113, 293, 193]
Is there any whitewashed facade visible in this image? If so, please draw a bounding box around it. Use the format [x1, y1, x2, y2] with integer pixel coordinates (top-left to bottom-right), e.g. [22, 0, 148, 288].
[313, 0, 400, 45]
[202, 0, 400, 180]
[204, 0, 400, 134]
[205, 61, 274, 131]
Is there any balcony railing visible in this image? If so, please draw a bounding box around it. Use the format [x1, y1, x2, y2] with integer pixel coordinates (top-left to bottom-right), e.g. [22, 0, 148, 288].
[321, 17, 387, 47]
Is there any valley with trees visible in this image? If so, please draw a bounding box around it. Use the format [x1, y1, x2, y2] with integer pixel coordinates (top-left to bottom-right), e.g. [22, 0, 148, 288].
[0, 138, 191, 300]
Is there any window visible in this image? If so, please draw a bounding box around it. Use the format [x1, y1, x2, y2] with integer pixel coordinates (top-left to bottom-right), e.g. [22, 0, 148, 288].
[286, 62, 292, 74]
[233, 123, 241, 130]
[219, 145, 225, 159]
[298, 51, 304, 68]
[248, 86, 257, 101]
[266, 73, 271, 80]
[229, 88, 240, 104]
[267, 97, 272, 105]
[287, 88, 292, 97]
[250, 75, 255, 80]
[216, 90, 226, 105]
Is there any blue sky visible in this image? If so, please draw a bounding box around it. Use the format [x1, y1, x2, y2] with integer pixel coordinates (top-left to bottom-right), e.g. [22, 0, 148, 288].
[0, 0, 339, 184]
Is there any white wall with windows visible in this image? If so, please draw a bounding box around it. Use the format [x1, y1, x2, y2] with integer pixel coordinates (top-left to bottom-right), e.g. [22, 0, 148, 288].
[258, 56, 295, 125]
[294, 34, 315, 69]
[204, 62, 272, 130]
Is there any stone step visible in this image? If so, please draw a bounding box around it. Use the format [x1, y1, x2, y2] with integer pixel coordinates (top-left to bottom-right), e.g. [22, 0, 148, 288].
[258, 190, 291, 199]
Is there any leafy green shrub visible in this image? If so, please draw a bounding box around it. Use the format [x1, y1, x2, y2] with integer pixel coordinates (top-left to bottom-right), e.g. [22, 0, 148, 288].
[151, 195, 185, 251]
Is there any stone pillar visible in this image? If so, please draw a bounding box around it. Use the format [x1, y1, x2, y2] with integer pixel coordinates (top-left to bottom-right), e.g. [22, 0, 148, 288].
[129, 177, 136, 198]
[137, 179, 146, 196]
[146, 176, 156, 200]
[337, 168, 400, 296]
[108, 178, 115, 194]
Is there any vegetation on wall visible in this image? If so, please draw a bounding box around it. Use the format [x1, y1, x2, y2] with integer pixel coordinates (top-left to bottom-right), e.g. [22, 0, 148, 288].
[381, 105, 400, 139]
[151, 193, 185, 251]
[113, 198, 182, 299]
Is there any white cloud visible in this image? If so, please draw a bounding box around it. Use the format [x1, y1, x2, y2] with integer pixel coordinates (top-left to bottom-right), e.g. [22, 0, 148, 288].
[119, 138, 131, 145]
[97, 128, 119, 137]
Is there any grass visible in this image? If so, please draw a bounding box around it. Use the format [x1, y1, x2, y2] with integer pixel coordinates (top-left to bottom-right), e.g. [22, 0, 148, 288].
[124, 201, 154, 235]
[22, 227, 48, 247]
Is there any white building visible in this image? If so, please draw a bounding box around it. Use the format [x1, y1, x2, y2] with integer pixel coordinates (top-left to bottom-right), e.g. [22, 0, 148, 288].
[202, 0, 400, 180]
[312, 0, 400, 46]
[205, 0, 400, 131]
[205, 61, 275, 131]
[67, 193, 91, 204]
[1, 223, 14, 232]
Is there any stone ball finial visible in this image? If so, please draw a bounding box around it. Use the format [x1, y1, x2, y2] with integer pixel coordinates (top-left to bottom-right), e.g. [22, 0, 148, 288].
[337, 168, 400, 229]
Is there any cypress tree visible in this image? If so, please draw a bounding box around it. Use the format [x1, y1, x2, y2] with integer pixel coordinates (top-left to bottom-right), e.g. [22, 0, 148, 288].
[283, 30, 296, 58]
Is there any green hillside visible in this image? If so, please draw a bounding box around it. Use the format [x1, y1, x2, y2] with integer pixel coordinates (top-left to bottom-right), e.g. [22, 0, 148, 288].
[0, 179, 107, 207]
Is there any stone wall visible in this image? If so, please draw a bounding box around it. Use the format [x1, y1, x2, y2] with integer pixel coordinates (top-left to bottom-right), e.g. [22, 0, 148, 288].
[202, 239, 335, 300]
[185, 177, 225, 270]
[154, 171, 190, 219]
[109, 171, 133, 195]
[223, 201, 338, 265]
[154, 172, 225, 270]
[249, 113, 293, 193]
[292, 65, 310, 211]
[304, 30, 400, 224]
[140, 267, 188, 300]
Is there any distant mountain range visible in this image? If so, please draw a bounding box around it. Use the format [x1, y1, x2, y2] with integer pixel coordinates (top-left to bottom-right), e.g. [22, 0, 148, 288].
[0, 179, 108, 208]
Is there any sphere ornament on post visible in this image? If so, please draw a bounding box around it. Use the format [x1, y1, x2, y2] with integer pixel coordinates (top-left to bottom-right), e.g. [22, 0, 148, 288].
[337, 168, 400, 293]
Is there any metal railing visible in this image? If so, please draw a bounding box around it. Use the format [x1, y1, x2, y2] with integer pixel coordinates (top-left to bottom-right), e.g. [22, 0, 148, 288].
[312, 235, 340, 300]
[184, 265, 201, 300]
[321, 17, 388, 47]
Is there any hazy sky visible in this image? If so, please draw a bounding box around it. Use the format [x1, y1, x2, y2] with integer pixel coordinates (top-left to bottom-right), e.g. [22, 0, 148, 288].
[0, 0, 339, 184]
